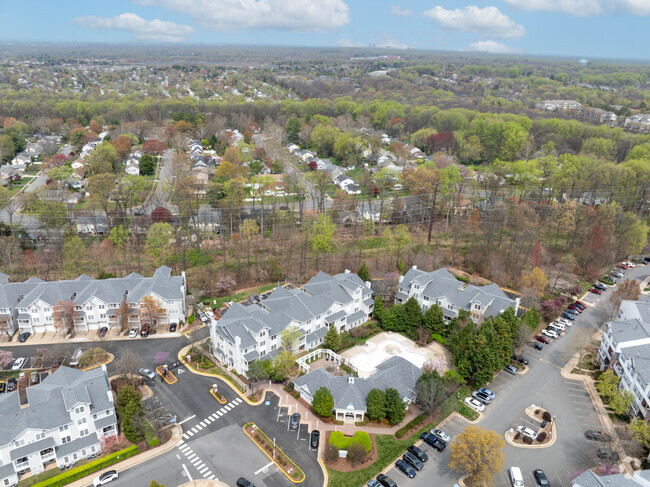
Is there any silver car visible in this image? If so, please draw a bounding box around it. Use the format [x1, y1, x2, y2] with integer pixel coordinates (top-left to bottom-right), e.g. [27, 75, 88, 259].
[139, 368, 155, 380]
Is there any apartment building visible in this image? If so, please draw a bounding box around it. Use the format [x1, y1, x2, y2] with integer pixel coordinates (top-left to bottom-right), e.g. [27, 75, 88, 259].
[538, 100, 582, 111]
[210, 271, 374, 376]
[598, 299, 650, 419]
[0, 266, 186, 336]
[578, 107, 618, 125]
[625, 114, 650, 133]
[0, 366, 117, 486]
[395, 266, 519, 323]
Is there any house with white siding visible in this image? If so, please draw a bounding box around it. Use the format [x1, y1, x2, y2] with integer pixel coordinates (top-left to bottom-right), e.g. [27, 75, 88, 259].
[210, 271, 374, 376]
[0, 366, 117, 486]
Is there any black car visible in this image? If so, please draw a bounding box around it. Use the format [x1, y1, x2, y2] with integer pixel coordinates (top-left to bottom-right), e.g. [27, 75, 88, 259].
[98, 327, 108, 338]
[511, 354, 529, 365]
[7, 377, 16, 392]
[407, 445, 428, 463]
[236, 478, 255, 487]
[534, 342, 543, 350]
[585, 430, 612, 442]
[403, 452, 424, 471]
[169, 323, 177, 333]
[376, 473, 397, 487]
[289, 413, 300, 431]
[18, 331, 31, 343]
[596, 448, 619, 462]
[310, 430, 320, 449]
[420, 432, 446, 451]
[533, 469, 550, 487]
[395, 459, 416, 478]
[140, 328, 149, 338]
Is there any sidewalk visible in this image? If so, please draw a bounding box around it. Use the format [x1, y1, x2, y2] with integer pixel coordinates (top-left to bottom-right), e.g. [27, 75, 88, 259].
[560, 326, 634, 476]
[66, 425, 183, 487]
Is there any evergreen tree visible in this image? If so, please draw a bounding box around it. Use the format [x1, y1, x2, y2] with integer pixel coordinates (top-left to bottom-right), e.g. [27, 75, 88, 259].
[366, 388, 386, 422]
[357, 262, 371, 282]
[139, 154, 156, 176]
[404, 297, 423, 331]
[324, 324, 342, 351]
[311, 387, 334, 418]
[423, 304, 445, 335]
[373, 297, 385, 322]
[384, 388, 406, 424]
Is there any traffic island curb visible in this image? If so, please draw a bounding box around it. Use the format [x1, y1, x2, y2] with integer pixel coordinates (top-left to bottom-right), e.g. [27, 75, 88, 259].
[504, 406, 557, 449]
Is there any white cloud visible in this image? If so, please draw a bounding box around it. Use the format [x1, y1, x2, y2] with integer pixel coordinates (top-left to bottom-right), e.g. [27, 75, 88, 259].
[469, 40, 522, 53]
[504, 0, 603, 16]
[338, 39, 366, 47]
[136, 0, 350, 32]
[376, 34, 410, 49]
[610, 0, 650, 15]
[71, 13, 194, 42]
[424, 6, 526, 39]
[390, 5, 413, 16]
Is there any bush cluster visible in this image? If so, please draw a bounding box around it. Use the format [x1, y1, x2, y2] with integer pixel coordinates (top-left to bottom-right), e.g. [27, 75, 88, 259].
[328, 431, 372, 452]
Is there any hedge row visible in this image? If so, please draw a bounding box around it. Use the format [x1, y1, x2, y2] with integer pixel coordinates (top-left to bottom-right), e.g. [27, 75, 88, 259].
[395, 412, 428, 439]
[329, 431, 372, 453]
[36, 445, 139, 487]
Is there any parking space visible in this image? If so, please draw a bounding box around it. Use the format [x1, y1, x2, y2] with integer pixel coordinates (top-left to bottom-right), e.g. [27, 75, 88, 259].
[563, 379, 602, 431]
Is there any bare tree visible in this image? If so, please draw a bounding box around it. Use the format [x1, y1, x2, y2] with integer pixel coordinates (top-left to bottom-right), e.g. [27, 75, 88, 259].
[605, 279, 641, 320]
[0, 314, 13, 338]
[115, 349, 143, 379]
[53, 300, 76, 335]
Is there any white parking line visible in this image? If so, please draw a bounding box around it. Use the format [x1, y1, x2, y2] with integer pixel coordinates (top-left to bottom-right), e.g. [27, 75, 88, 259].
[217, 411, 223, 417]
[224, 405, 232, 411]
[207, 474, 216, 480]
[219, 408, 226, 413]
[178, 415, 196, 425]
[182, 464, 192, 481]
[255, 461, 275, 475]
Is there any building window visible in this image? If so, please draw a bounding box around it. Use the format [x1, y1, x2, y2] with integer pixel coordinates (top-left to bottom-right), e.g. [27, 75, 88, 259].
[75, 406, 84, 414]
[59, 424, 69, 432]
[35, 432, 46, 440]
[86, 306, 92, 311]
[259, 341, 265, 347]
[75, 306, 82, 311]
[33, 317, 40, 323]
[14, 439, 26, 447]
[78, 417, 87, 425]
[44, 307, 50, 312]
[271, 335, 276, 340]
[100, 314, 106, 319]
[80, 429, 89, 437]
[99, 305, 106, 310]
[271, 344, 276, 351]
[46, 315, 52, 321]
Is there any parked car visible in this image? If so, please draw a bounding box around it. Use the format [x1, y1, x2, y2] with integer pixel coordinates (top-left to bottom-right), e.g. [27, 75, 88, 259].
[516, 426, 538, 440]
[477, 388, 496, 399]
[367, 480, 381, 487]
[624, 261, 635, 268]
[464, 397, 485, 412]
[617, 264, 628, 270]
[534, 342, 543, 350]
[541, 328, 559, 339]
[310, 430, 320, 449]
[18, 331, 31, 342]
[567, 304, 583, 313]
[403, 451, 424, 471]
[140, 327, 150, 338]
[430, 428, 451, 443]
[290, 413, 300, 431]
[573, 302, 587, 309]
[549, 322, 566, 332]
[128, 327, 139, 338]
[376, 473, 398, 487]
[29, 371, 39, 384]
[7, 377, 16, 392]
[535, 335, 550, 344]
[561, 312, 576, 320]
[511, 354, 529, 365]
[504, 364, 519, 375]
[98, 327, 108, 338]
[395, 459, 416, 478]
[0, 381, 5, 393]
[472, 390, 493, 405]
[93, 470, 118, 486]
[139, 368, 155, 380]
[169, 323, 177, 333]
[596, 448, 619, 462]
[407, 445, 428, 463]
[565, 308, 579, 316]
[420, 432, 446, 451]
[611, 270, 624, 278]
[533, 468, 550, 487]
[593, 282, 607, 291]
[236, 478, 255, 487]
[11, 357, 25, 370]
[557, 317, 572, 326]
[588, 288, 602, 295]
[585, 430, 612, 442]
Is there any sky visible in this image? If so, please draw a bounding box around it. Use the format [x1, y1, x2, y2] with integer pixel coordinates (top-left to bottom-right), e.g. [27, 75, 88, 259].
[1, 0, 649, 60]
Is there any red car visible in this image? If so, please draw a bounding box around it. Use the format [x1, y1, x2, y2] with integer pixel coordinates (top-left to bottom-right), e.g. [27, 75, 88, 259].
[573, 301, 587, 309]
[589, 288, 602, 295]
[575, 300, 587, 307]
[617, 264, 628, 270]
[536, 335, 550, 344]
[568, 305, 583, 313]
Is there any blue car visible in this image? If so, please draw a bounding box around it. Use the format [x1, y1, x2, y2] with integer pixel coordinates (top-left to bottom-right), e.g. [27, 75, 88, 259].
[562, 312, 576, 321]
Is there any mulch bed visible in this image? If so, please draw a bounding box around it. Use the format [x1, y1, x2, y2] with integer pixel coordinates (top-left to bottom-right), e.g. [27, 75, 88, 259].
[325, 433, 378, 472]
[244, 422, 305, 482]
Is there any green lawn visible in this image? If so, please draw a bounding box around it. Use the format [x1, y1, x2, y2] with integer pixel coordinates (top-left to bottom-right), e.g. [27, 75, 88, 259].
[200, 283, 278, 311]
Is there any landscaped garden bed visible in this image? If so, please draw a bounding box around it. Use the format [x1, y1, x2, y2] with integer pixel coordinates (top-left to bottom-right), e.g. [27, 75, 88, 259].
[325, 431, 377, 472]
[506, 406, 555, 447]
[244, 422, 305, 483]
[210, 386, 227, 404]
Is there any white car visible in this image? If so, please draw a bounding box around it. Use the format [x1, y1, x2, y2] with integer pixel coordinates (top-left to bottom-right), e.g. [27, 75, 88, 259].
[128, 327, 139, 338]
[548, 321, 566, 332]
[11, 357, 26, 371]
[516, 426, 538, 440]
[464, 397, 485, 412]
[624, 261, 635, 268]
[541, 328, 559, 339]
[93, 470, 118, 486]
[557, 317, 572, 327]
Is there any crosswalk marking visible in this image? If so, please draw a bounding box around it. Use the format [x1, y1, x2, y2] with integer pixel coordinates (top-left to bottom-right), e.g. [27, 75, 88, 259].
[186, 453, 196, 460]
[200, 421, 206, 427]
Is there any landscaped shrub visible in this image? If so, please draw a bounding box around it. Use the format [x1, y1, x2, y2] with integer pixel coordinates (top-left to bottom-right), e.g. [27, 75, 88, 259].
[535, 409, 540, 415]
[38, 446, 139, 487]
[395, 412, 427, 439]
[514, 432, 521, 440]
[431, 333, 446, 346]
[347, 442, 368, 465]
[542, 411, 552, 422]
[523, 436, 533, 444]
[325, 445, 339, 462]
[537, 432, 547, 442]
[328, 431, 372, 452]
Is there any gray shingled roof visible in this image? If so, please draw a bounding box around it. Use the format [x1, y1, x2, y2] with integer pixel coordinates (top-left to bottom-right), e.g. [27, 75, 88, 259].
[10, 437, 55, 461]
[93, 413, 117, 430]
[0, 462, 16, 481]
[571, 469, 642, 486]
[54, 434, 100, 459]
[608, 319, 650, 344]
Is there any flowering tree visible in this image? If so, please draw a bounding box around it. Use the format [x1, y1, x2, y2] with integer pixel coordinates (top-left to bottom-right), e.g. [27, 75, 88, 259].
[0, 350, 14, 370]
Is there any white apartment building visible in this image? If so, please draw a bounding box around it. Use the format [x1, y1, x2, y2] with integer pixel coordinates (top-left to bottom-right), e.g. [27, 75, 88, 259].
[210, 271, 374, 376]
[625, 114, 650, 133]
[538, 100, 582, 111]
[0, 266, 186, 336]
[395, 266, 519, 323]
[0, 366, 117, 486]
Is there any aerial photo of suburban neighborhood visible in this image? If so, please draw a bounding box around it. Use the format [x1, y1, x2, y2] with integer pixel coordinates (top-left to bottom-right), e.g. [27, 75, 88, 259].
[1, 1, 650, 487]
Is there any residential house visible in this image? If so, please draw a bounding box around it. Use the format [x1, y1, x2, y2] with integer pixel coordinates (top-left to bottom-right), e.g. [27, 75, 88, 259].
[0, 164, 26, 182]
[0, 366, 117, 486]
[210, 270, 374, 376]
[578, 107, 618, 125]
[395, 266, 520, 323]
[76, 216, 109, 236]
[287, 144, 300, 154]
[294, 356, 422, 421]
[538, 100, 582, 111]
[625, 114, 650, 133]
[188, 205, 221, 234]
[298, 150, 315, 163]
[125, 162, 140, 176]
[11, 152, 32, 165]
[0, 265, 186, 336]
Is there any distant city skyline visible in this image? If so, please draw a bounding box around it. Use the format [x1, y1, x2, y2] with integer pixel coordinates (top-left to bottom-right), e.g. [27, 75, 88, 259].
[0, 0, 649, 60]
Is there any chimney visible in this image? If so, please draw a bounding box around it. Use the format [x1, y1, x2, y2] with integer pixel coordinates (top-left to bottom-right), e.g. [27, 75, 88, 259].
[398, 276, 404, 283]
[345, 269, 350, 274]
[412, 265, 417, 270]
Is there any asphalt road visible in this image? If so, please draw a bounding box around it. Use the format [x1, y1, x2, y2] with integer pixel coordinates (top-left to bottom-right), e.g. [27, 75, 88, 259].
[384, 264, 649, 487]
